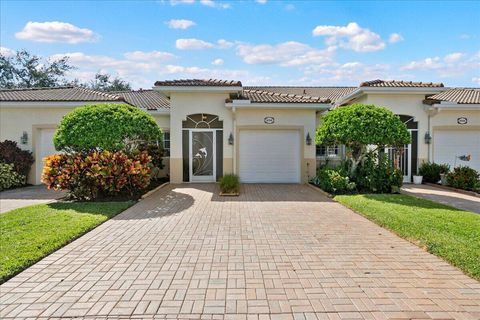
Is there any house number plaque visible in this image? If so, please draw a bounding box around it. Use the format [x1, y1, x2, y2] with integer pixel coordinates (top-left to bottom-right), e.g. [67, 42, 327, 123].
[264, 117, 274, 124]
[457, 117, 467, 125]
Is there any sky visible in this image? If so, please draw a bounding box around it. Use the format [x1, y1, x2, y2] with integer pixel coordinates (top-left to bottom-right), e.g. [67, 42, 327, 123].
[1, 0, 479, 89]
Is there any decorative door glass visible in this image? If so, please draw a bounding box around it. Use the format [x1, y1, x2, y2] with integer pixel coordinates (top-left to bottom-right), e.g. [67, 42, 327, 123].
[192, 131, 214, 177]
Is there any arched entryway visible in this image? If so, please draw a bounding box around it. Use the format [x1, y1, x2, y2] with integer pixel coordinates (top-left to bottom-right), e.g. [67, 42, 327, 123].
[182, 113, 223, 182]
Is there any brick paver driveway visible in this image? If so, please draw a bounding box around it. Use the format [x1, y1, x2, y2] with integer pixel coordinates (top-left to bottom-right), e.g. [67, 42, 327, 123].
[1, 184, 479, 319]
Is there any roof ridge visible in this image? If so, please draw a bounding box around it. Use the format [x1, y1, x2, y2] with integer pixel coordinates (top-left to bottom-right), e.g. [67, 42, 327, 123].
[75, 87, 123, 100]
[244, 86, 356, 89]
[0, 86, 75, 92]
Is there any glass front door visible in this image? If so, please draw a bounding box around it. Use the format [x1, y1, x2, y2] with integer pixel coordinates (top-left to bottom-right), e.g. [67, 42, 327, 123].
[190, 130, 215, 182]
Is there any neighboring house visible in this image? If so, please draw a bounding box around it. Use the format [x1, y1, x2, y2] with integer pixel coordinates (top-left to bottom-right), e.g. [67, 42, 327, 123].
[0, 87, 170, 184]
[1, 80, 479, 185]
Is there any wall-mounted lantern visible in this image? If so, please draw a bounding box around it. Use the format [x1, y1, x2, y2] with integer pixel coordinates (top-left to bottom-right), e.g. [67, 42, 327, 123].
[228, 133, 234, 145]
[20, 131, 28, 144]
[306, 132, 312, 146]
[424, 131, 432, 144]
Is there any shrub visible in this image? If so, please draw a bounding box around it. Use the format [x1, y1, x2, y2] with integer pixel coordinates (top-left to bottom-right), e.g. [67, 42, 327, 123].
[446, 166, 480, 191]
[53, 104, 163, 152]
[314, 167, 356, 195]
[219, 174, 240, 194]
[418, 162, 450, 183]
[0, 140, 34, 177]
[355, 152, 403, 193]
[0, 162, 25, 191]
[138, 143, 165, 180]
[42, 150, 152, 200]
[316, 104, 410, 176]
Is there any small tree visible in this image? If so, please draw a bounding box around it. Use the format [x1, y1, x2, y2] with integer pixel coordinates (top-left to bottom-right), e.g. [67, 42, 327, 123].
[85, 72, 131, 92]
[316, 104, 410, 175]
[54, 104, 163, 152]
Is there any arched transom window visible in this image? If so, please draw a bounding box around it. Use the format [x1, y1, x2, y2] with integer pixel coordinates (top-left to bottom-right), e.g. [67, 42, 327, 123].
[182, 113, 223, 129]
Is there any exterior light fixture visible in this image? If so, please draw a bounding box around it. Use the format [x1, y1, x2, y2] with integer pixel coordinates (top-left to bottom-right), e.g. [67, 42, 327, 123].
[228, 133, 234, 145]
[424, 132, 432, 144]
[20, 131, 28, 144]
[306, 132, 312, 145]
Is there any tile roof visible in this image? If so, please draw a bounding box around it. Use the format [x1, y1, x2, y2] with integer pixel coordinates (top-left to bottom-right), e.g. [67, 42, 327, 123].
[154, 79, 242, 87]
[360, 79, 444, 88]
[426, 88, 480, 104]
[244, 86, 356, 103]
[114, 90, 170, 111]
[231, 89, 331, 104]
[0, 86, 123, 102]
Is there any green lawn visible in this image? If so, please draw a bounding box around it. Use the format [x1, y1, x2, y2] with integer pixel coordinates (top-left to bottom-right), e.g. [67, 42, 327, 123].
[0, 201, 133, 283]
[335, 194, 480, 280]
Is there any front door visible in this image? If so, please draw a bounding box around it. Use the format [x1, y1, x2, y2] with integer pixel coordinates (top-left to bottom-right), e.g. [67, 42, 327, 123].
[190, 130, 216, 182]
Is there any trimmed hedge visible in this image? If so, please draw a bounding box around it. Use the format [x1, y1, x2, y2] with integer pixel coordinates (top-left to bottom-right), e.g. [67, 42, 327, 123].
[447, 166, 480, 192]
[53, 104, 163, 151]
[418, 162, 450, 183]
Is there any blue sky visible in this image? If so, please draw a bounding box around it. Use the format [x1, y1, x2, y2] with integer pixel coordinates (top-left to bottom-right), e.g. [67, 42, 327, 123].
[1, 0, 479, 89]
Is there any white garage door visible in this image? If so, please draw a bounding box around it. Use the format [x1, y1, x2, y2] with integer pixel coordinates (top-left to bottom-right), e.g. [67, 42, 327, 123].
[434, 130, 480, 171]
[239, 130, 301, 183]
[35, 128, 57, 184]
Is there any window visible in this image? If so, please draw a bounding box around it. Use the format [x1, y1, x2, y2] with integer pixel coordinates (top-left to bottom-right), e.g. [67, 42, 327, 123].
[163, 131, 170, 156]
[316, 144, 339, 158]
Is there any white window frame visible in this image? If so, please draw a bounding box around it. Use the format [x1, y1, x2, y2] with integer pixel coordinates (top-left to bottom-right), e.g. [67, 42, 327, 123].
[163, 131, 170, 157]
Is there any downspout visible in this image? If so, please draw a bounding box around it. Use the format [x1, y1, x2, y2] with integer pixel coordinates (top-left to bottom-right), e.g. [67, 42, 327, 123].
[232, 106, 237, 175]
[427, 113, 431, 162]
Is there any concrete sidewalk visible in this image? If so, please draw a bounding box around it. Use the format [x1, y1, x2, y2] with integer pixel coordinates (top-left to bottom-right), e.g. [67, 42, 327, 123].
[0, 185, 65, 213]
[401, 184, 480, 213]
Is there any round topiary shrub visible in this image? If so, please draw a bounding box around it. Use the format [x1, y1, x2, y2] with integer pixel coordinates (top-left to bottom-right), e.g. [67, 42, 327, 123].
[53, 104, 163, 152]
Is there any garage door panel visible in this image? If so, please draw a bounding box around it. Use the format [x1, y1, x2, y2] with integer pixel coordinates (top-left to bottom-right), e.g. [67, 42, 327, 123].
[239, 130, 300, 183]
[434, 130, 480, 171]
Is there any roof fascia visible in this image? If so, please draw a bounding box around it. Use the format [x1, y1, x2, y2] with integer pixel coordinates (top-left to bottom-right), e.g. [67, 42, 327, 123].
[225, 102, 331, 110]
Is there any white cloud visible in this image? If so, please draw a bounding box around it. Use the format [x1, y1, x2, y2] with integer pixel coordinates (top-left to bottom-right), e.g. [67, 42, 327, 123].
[169, 0, 195, 5]
[302, 61, 392, 85]
[50, 51, 248, 89]
[212, 58, 224, 65]
[0, 46, 15, 57]
[285, 4, 295, 11]
[389, 33, 403, 43]
[167, 19, 196, 29]
[312, 22, 385, 52]
[200, 0, 231, 9]
[217, 39, 234, 49]
[401, 52, 479, 78]
[15, 21, 98, 44]
[236, 41, 335, 66]
[255, 0, 267, 4]
[176, 38, 214, 49]
[444, 52, 464, 63]
[472, 77, 480, 85]
[175, 38, 234, 50]
[124, 50, 176, 61]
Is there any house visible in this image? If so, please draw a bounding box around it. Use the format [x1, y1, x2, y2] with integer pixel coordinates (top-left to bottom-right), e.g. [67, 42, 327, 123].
[1, 80, 479, 185]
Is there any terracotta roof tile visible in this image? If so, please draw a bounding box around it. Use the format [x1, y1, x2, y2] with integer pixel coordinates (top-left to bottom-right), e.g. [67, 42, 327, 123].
[114, 90, 170, 110]
[0, 87, 122, 102]
[426, 88, 480, 104]
[231, 89, 331, 104]
[154, 79, 242, 87]
[360, 79, 444, 88]
[244, 86, 356, 103]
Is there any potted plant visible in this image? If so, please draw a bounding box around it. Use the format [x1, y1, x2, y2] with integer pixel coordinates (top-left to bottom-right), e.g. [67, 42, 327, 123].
[413, 161, 423, 184]
[439, 163, 450, 185]
[219, 174, 240, 196]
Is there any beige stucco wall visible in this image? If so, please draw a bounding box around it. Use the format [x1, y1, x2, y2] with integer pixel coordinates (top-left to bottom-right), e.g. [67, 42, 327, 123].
[0, 106, 76, 183]
[168, 92, 234, 183]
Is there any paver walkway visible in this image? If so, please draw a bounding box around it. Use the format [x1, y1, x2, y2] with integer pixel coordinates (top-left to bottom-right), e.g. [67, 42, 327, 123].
[0, 185, 65, 213]
[1, 184, 479, 319]
[402, 184, 480, 214]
